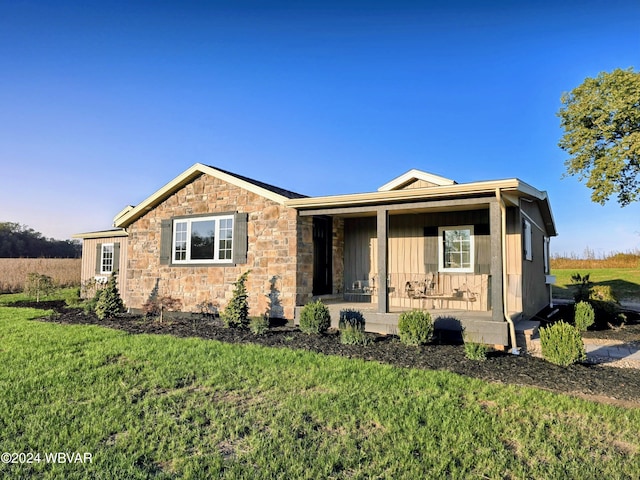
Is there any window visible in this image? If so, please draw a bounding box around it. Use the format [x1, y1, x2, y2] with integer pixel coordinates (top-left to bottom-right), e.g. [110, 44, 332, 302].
[543, 236, 550, 273]
[523, 220, 533, 261]
[172, 215, 234, 264]
[438, 226, 474, 273]
[100, 243, 114, 274]
[95, 242, 120, 275]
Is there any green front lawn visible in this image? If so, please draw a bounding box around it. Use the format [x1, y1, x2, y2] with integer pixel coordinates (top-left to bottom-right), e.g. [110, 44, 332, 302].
[552, 268, 640, 302]
[1, 306, 639, 478]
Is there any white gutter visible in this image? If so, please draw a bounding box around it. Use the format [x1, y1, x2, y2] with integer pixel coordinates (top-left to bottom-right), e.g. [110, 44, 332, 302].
[496, 188, 519, 355]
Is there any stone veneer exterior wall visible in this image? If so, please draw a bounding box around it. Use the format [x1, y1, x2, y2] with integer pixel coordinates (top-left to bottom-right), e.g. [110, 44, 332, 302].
[125, 173, 311, 319]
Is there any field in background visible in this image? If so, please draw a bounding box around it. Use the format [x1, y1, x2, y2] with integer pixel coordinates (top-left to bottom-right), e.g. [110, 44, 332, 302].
[551, 268, 640, 302]
[550, 251, 640, 302]
[551, 250, 640, 270]
[0, 258, 81, 293]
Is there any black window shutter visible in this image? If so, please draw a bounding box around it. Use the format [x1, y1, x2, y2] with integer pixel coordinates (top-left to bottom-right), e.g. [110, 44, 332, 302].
[113, 242, 120, 273]
[95, 243, 102, 274]
[160, 220, 172, 265]
[233, 213, 248, 264]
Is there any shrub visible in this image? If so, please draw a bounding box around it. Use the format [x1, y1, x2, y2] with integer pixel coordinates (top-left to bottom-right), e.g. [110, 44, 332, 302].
[586, 285, 621, 327]
[24, 272, 56, 302]
[340, 325, 371, 346]
[397, 310, 433, 346]
[338, 309, 370, 346]
[339, 309, 365, 330]
[222, 271, 251, 328]
[539, 321, 586, 366]
[250, 316, 269, 335]
[95, 273, 125, 320]
[589, 285, 617, 303]
[299, 300, 331, 334]
[464, 342, 490, 361]
[570, 273, 592, 303]
[574, 301, 595, 332]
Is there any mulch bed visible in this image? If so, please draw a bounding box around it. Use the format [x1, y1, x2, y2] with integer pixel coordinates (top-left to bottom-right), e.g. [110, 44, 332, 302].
[16, 300, 640, 408]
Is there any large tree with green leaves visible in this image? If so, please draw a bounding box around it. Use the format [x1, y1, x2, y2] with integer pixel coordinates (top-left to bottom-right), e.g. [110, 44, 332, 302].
[557, 67, 640, 206]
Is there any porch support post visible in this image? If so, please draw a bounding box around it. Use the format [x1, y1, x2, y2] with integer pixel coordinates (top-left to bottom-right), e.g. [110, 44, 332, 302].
[489, 200, 504, 322]
[376, 208, 389, 314]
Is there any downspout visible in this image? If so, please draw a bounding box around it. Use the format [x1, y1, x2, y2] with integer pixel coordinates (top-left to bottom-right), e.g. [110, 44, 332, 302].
[496, 188, 519, 354]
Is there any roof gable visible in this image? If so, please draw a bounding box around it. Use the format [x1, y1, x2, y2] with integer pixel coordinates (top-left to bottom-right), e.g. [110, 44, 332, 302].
[114, 163, 306, 228]
[378, 169, 456, 191]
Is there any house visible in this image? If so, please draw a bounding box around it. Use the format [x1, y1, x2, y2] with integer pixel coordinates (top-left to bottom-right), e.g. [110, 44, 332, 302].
[74, 163, 557, 349]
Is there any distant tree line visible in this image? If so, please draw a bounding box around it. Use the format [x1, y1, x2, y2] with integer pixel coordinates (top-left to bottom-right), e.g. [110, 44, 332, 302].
[0, 222, 81, 258]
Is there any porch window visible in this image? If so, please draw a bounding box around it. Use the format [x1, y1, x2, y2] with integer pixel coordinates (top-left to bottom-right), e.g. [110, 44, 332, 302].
[438, 226, 474, 273]
[172, 215, 234, 264]
[100, 243, 114, 274]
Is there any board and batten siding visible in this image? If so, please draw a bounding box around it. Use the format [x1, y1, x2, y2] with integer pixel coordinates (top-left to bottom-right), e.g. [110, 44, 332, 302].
[520, 200, 551, 317]
[79, 236, 128, 302]
[343, 210, 492, 311]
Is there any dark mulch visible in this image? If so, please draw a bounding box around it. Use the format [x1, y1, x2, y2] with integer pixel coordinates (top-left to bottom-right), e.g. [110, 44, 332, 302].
[18, 299, 640, 408]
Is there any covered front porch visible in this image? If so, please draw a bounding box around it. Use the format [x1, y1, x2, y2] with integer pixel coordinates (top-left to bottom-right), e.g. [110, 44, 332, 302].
[295, 196, 512, 345]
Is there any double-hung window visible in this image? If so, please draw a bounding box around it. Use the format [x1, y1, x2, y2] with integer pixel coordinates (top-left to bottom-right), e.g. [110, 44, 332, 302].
[172, 215, 234, 264]
[100, 243, 114, 274]
[438, 226, 474, 273]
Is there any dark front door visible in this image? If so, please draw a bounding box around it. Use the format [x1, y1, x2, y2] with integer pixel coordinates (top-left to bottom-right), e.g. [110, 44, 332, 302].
[312, 217, 332, 295]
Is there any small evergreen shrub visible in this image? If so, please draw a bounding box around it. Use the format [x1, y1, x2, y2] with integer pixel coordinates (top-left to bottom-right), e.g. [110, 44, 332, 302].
[574, 301, 595, 332]
[222, 271, 251, 328]
[397, 310, 433, 346]
[589, 285, 617, 303]
[95, 273, 125, 320]
[340, 325, 371, 346]
[570, 273, 592, 303]
[338, 309, 370, 346]
[339, 309, 365, 330]
[250, 316, 269, 335]
[539, 321, 586, 366]
[464, 342, 490, 361]
[299, 300, 331, 334]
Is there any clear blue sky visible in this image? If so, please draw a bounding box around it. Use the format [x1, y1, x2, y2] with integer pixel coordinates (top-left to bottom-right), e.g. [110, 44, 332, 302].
[1, 0, 639, 256]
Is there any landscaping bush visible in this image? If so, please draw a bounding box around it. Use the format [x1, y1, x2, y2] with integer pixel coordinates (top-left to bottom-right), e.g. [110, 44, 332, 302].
[464, 341, 490, 361]
[24, 272, 56, 302]
[570, 273, 592, 303]
[589, 285, 617, 303]
[340, 326, 371, 346]
[539, 321, 586, 367]
[338, 309, 370, 346]
[250, 315, 269, 335]
[222, 271, 251, 328]
[95, 273, 125, 320]
[299, 300, 331, 334]
[574, 301, 595, 332]
[338, 309, 365, 330]
[397, 310, 433, 346]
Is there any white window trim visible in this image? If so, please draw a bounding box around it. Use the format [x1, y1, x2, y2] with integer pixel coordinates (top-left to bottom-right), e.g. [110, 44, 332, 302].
[523, 220, 533, 262]
[172, 214, 234, 264]
[438, 225, 474, 273]
[100, 243, 114, 275]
